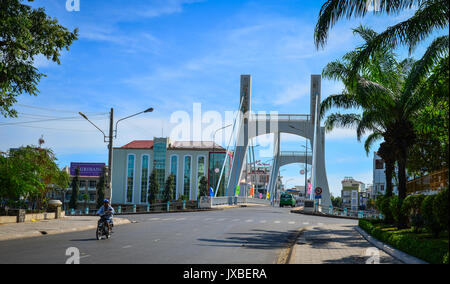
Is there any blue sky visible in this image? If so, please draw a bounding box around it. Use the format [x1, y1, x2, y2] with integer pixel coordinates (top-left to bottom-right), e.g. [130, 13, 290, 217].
[0, 0, 442, 196]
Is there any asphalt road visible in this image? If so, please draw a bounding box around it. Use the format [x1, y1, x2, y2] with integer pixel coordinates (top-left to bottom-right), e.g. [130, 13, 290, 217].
[0, 206, 356, 264]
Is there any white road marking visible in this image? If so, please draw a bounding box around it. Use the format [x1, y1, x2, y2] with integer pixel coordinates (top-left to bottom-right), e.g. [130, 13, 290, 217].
[288, 221, 295, 224]
[303, 222, 309, 225]
[274, 221, 281, 224]
[80, 255, 90, 259]
[176, 218, 186, 221]
[154, 239, 160, 242]
[205, 218, 213, 221]
[217, 218, 226, 221]
[122, 245, 132, 249]
[150, 218, 160, 221]
[318, 223, 324, 226]
[260, 220, 267, 223]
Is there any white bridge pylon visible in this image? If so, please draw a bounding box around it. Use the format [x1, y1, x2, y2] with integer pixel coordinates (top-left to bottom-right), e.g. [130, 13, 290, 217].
[225, 74, 331, 209]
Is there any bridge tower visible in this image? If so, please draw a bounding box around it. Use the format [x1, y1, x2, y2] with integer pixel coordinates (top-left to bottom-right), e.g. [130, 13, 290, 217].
[225, 75, 332, 211]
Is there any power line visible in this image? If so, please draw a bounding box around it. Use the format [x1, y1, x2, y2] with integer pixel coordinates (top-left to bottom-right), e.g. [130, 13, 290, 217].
[0, 124, 99, 132]
[16, 104, 108, 116]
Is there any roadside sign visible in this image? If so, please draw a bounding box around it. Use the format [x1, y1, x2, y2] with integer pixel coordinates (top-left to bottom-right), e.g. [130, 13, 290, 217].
[315, 195, 321, 199]
[300, 170, 305, 175]
[215, 168, 220, 173]
[315, 187, 323, 195]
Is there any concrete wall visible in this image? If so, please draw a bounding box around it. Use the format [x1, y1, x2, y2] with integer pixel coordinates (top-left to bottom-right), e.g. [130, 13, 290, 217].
[0, 211, 64, 224]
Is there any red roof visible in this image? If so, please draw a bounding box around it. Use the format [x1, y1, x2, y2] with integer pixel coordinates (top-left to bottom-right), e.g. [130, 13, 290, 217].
[120, 140, 226, 151]
[121, 140, 154, 149]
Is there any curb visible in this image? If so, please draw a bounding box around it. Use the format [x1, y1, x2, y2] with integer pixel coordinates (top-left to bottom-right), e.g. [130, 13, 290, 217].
[0, 217, 131, 242]
[355, 226, 428, 264]
[290, 210, 361, 220]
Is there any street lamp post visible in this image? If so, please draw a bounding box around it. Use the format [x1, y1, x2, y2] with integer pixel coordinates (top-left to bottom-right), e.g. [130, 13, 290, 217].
[79, 107, 154, 202]
[212, 124, 232, 196]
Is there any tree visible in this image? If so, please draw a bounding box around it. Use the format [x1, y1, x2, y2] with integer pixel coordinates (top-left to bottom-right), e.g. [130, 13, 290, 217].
[330, 195, 343, 208]
[55, 169, 70, 210]
[96, 167, 106, 208]
[198, 176, 209, 197]
[320, 26, 448, 227]
[407, 56, 449, 175]
[0, 0, 78, 117]
[0, 146, 61, 210]
[314, 0, 448, 77]
[163, 174, 175, 203]
[148, 169, 159, 204]
[69, 167, 80, 209]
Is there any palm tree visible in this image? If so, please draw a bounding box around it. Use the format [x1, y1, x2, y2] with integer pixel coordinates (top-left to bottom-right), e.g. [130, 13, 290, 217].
[320, 26, 448, 227]
[314, 0, 449, 76]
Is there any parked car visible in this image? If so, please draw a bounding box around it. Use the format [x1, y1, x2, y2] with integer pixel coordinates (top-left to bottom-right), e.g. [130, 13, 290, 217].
[280, 193, 296, 207]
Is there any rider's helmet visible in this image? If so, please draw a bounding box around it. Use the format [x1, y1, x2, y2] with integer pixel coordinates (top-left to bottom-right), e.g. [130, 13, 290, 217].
[104, 199, 110, 204]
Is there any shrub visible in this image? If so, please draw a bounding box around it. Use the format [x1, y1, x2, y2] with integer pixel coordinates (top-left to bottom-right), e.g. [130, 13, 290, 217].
[422, 195, 442, 237]
[402, 194, 426, 231]
[359, 219, 449, 264]
[389, 196, 403, 227]
[433, 187, 449, 232]
[376, 195, 393, 224]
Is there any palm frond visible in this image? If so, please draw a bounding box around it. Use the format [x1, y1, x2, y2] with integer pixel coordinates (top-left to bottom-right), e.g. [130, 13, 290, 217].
[319, 93, 359, 119]
[349, 0, 449, 75]
[404, 35, 449, 97]
[364, 132, 383, 155]
[314, 0, 422, 49]
[324, 113, 361, 132]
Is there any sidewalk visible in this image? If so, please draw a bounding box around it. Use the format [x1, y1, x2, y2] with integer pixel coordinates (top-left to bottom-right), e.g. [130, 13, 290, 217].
[289, 224, 402, 264]
[0, 216, 131, 242]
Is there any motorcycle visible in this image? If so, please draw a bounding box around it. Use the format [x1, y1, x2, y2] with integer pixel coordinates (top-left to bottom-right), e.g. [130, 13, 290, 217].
[96, 211, 113, 240]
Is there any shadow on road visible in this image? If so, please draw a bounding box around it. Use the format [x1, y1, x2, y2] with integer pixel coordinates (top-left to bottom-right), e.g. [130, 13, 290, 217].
[197, 229, 298, 250]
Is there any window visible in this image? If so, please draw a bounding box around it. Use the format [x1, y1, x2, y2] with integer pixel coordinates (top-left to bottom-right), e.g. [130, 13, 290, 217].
[79, 180, 86, 188]
[375, 159, 384, 169]
[141, 155, 149, 203]
[153, 141, 167, 195]
[89, 180, 97, 188]
[184, 156, 192, 198]
[170, 155, 178, 197]
[197, 156, 205, 198]
[126, 155, 135, 203]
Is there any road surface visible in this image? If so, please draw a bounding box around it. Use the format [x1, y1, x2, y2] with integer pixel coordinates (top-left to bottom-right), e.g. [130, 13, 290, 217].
[0, 206, 357, 264]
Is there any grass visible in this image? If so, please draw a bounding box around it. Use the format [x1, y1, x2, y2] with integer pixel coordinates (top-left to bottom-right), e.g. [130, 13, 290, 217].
[359, 219, 449, 264]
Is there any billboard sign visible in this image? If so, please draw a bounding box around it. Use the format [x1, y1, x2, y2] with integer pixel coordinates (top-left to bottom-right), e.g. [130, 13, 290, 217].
[70, 162, 105, 177]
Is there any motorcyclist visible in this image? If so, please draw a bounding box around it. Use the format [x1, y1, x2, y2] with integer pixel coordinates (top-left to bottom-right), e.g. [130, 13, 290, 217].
[97, 199, 115, 233]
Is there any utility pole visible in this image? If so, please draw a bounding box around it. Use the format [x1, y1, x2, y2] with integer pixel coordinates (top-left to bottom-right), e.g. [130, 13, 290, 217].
[107, 108, 114, 200]
[80, 107, 153, 204]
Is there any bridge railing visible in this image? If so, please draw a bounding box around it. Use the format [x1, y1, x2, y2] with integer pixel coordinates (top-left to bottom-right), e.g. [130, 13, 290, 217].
[280, 151, 312, 157]
[250, 114, 311, 121]
[210, 196, 271, 207]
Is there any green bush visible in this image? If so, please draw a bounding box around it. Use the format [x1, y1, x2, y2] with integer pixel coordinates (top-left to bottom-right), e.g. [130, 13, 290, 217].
[376, 195, 393, 223]
[402, 194, 426, 231]
[422, 195, 442, 237]
[433, 187, 449, 232]
[359, 219, 449, 264]
[389, 196, 404, 227]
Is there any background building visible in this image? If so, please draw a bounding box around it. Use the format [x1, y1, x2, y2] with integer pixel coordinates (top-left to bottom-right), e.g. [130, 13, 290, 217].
[54, 162, 106, 210]
[341, 177, 365, 211]
[373, 152, 398, 199]
[111, 138, 231, 205]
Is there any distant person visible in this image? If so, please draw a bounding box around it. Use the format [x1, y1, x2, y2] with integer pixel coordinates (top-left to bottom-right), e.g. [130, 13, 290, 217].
[97, 199, 115, 232]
